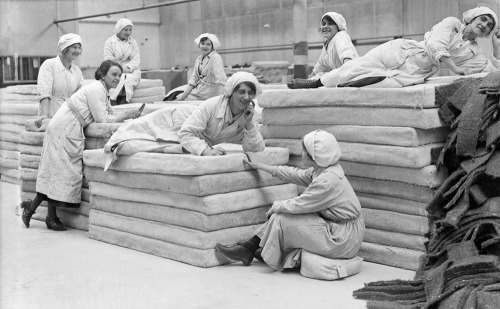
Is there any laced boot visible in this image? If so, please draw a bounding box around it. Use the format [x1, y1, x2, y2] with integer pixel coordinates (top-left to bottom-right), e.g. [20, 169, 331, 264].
[287, 78, 323, 89]
[215, 243, 255, 266]
[45, 216, 67, 231]
[20, 200, 35, 228]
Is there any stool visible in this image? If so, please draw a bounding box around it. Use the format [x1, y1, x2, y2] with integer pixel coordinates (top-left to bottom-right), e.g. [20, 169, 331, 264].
[300, 250, 363, 280]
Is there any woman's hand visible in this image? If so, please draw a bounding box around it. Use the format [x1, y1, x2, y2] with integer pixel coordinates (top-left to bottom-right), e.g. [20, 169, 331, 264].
[454, 67, 473, 76]
[201, 146, 226, 156]
[243, 154, 276, 174]
[126, 110, 141, 120]
[265, 205, 277, 219]
[492, 29, 500, 59]
[244, 103, 255, 129]
[34, 115, 48, 128]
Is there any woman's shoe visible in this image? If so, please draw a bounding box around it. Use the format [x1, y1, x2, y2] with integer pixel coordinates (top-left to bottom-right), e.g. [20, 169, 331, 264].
[287, 78, 322, 89]
[45, 216, 67, 231]
[215, 243, 255, 266]
[20, 200, 34, 228]
[254, 248, 264, 263]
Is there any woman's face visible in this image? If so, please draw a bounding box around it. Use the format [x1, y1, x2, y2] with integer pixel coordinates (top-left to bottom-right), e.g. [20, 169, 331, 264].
[320, 17, 339, 42]
[62, 43, 82, 62]
[468, 15, 495, 38]
[102, 66, 122, 90]
[230, 83, 256, 113]
[301, 148, 315, 167]
[199, 38, 213, 56]
[118, 25, 133, 40]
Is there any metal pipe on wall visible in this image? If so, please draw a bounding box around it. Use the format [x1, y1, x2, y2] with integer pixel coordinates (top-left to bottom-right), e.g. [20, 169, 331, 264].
[292, 0, 308, 79]
[53, 0, 200, 24]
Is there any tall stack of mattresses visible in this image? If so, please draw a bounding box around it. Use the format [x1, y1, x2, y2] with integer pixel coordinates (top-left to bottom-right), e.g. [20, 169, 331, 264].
[259, 86, 451, 270]
[128, 79, 165, 103]
[0, 85, 38, 184]
[82, 145, 299, 267]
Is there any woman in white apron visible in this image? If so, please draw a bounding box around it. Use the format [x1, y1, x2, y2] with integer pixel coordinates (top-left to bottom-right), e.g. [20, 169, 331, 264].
[288, 7, 500, 89]
[35, 33, 84, 127]
[310, 12, 358, 79]
[104, 18, 141, 104]
[174, 33, 227, 101]
[20, 60, 140, 231]
[103, 71, 264, 169]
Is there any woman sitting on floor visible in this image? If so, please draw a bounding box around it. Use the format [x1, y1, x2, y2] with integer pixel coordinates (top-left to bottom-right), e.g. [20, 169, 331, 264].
[288, 7, 500, 89]
[309, 12, 358, 80]
[216, 130, 365, 271]
[103, 71, 265, 169]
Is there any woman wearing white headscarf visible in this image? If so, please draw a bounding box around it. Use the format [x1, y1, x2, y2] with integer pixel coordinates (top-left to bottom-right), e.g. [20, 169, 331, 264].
[103, 72, 264, 168]
[289, 6, 500, 89]
[35, 33, 84, 127]
[173, 33, 227, 101]
[310, 12, 359, 79]
[104, 18, 141, 104]
[216, 130, 365, 271]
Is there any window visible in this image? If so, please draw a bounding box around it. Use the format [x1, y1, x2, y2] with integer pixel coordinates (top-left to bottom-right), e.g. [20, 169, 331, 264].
[1, 56, 51, 87]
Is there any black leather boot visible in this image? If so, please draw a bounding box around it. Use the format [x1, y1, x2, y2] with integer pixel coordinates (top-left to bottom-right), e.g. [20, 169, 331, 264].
[254, 248, 264, 263]
[20, 199, 35, 228]
[215, 243, 255, 266]
[45, 216, 67, 231]
[287, 78, 323, 89]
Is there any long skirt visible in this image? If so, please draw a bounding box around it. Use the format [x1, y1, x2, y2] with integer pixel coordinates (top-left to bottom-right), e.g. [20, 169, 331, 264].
[36, 104, 84, 203]
[320, 39, 437, 88]
[255, 213, 365, 271]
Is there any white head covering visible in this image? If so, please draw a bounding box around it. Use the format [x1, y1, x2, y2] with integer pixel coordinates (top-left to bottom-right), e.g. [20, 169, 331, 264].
[194, 33, 221, 50]
[303, 130, 342, 167]
[321, 12, 347, 32]
[58, 33, 82, 52]
[114, 18, 134, 34]
[223, 72, 262, 97]
[463, 7, 498, 36]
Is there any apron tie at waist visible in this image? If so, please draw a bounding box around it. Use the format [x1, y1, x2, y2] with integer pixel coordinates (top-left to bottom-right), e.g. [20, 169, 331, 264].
[66, 100, 88, 128]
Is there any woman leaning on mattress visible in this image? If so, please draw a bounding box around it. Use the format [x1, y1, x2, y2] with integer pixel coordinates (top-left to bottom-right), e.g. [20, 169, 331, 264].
[20, 60, 140, 231]
[103, 71, 264, 169]
[288, 6, 500, 89]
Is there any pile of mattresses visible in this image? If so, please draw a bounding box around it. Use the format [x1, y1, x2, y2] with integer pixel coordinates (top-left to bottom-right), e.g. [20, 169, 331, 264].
[17, 102, 174, 231]
[129, 79, 166, 103]
[259, 85, 451, 271]
[250, 61, 290, 83]
[82, 144, 299, 267]
[0, 85, 39, 184]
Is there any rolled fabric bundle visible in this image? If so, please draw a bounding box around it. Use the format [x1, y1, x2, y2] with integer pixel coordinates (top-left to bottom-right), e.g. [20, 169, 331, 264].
[358, 242, 424, 271]
[0, 114, 35, 125]
[362, 208, 428, 235]
[20, 131, 44, 146]
[18, 144, 42, 156]
[0, 149, 20, 160]
[364, 228, 427, 251]
[0, 131, 21, 143]
[0, 123, 25, 134]
[0, 104, 38, 116]
[19, 154, 40, 169]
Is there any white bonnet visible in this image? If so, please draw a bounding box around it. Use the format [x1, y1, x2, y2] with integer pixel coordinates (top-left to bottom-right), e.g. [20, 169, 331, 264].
[303, 130, 342, 167]
[223, 72, 262, 97]
[321, 12, 347, 32]
[58, 33, 82, 52]
[194, 33, 221, 50]
[114, 18, 133, 34]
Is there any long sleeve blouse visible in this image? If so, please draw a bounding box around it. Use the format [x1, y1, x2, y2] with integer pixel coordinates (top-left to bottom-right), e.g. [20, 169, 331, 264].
[178, 95, 264, 155]
[66, 80, 117, 124]
[270, 164, 361, 222]
[104, 35, 141, 72]
[424, 17, 500, 71]
[312, 31, 359, 75]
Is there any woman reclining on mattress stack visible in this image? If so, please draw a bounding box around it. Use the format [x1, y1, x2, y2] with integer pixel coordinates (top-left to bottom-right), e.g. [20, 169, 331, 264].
[103, 71, 265, 170]
[288, 6, 500, 89]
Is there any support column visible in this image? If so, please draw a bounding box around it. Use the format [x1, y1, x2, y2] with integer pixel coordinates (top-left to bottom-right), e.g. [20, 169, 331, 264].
[293, 0, 308, 78]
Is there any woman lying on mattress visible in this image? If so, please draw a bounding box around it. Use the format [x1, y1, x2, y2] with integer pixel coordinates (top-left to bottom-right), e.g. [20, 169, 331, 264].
[288, 6, 500, 89]
[215, 130, 365, 271]
[103, 71, 265, 170]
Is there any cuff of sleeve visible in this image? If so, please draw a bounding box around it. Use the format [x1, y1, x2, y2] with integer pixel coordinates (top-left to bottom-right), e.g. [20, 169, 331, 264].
[491, 53, 500, 68]
[37, 95, 51, 102]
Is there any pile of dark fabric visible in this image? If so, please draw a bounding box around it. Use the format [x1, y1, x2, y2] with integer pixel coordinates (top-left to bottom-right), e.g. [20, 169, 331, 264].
[353, 73, 500, 309]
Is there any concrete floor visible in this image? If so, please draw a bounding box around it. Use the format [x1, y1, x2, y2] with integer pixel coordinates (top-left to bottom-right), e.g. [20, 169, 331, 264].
[1, 181, 415, 309]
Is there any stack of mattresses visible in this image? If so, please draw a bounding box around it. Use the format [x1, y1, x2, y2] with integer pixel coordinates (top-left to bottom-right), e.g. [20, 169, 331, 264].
[129, 79, 165, 103]
[82, 145, 299, 267]
[259, 85, 451, 271]
[250, 61, 290, 83]
[0, 85, 38, 184]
